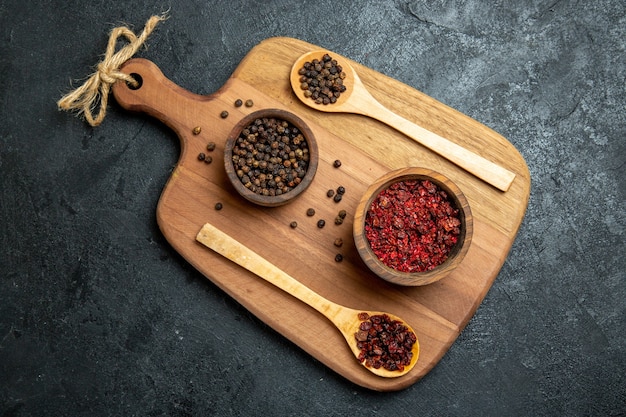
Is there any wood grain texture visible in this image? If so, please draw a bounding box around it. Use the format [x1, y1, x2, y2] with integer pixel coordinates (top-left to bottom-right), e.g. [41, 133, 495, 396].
[111, 37, 530, 391]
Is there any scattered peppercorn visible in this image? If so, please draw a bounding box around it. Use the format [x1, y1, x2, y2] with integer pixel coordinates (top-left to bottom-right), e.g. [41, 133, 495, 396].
[327, 189, 335, 198]
[198, 152, 206, 161]
[206, 142, 216, 151]
[338, 209, 347, 219]
[306, 208, 316, 216]
[335, 216, 344, 225]
[230, 116, 310, 196]
[220, 110, 229, 118]
[245, 99, 254, 107]
[333, 159, 342, 168]
[214, 202, 223, 210]
[335, 254, 343, 262]
[355, 312, 416, 372]
[337, 186, 345, 195]
[290, 221, 298, 228]
[334, 238, 343, 247]
[204, 155, 213, 164]
[317, 219, 326, 228]
[234, 99, 243, 107]
[365, 179, 461, 273]
[193, 126, 202, 135]
[298, 53, 347, 105]
[333, 194, 342, 203]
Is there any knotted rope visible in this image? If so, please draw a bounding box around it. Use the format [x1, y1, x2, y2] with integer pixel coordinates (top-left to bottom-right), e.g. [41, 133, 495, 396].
[57, 13, 168, 126]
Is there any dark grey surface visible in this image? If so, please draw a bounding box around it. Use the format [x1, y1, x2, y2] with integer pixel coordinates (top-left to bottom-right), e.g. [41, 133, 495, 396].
[1, 1, 624, 416]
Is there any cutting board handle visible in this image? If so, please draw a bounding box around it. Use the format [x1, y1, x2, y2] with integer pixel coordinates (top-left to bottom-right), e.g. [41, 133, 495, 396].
[111, 58, 212, 135]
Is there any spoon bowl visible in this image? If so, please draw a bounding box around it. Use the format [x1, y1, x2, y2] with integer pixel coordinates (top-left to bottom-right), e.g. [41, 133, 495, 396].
[290, 50, 359, 112]
[290, 50, 516, 192]
[196, 223, 419, 378]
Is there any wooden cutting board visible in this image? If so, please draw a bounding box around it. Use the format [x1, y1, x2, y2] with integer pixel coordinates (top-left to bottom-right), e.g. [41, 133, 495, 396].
[112, 37, 530, 391]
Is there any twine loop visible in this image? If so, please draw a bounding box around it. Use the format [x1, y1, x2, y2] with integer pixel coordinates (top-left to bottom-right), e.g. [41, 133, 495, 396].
[57, 13, 168, 126]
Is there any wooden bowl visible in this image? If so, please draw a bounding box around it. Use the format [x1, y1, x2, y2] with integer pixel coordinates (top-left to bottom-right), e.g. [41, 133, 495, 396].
[224, 109, 319, 207]
[353, 167, 473, 286]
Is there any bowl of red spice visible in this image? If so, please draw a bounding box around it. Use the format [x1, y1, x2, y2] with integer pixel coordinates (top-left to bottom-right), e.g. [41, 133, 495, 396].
[224, 109, 319, 207]
[353, 167, 473, 286]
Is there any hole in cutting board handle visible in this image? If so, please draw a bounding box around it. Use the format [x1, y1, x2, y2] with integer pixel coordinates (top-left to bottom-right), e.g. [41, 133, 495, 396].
[127, 73, 143, 90]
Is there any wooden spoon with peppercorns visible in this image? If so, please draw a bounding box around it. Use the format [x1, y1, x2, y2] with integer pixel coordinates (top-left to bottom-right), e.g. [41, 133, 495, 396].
[196, 223, 419, 378]
[290, 50, 516, 192]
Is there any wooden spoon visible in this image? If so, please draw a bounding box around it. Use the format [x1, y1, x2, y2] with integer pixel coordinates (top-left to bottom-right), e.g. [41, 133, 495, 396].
[290, 50, 516, 192]
[196, 223, 420, 378]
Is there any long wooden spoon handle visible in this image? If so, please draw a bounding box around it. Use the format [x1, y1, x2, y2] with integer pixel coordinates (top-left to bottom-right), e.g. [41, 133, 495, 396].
[197, 223, 418, 378]
[196, 223, 343, 318]
[368, 102, 516, 192]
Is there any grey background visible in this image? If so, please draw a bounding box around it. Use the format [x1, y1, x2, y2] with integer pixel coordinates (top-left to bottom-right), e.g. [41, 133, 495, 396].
[1, 1, 624, 416]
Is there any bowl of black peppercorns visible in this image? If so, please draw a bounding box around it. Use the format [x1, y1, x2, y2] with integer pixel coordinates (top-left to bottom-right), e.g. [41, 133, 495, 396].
[224, 109, 319, 207]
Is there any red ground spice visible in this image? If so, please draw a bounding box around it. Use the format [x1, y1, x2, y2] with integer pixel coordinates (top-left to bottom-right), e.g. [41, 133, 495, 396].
[364, 179, 461, 273]
[355, 312, 416, 372]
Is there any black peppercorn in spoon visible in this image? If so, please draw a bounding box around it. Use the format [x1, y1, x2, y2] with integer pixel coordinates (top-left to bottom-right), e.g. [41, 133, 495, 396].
[290, 50, 516, 192]
[196, 223, 420, 378]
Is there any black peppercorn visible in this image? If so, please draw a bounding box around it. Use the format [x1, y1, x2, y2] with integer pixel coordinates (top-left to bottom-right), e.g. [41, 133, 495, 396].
[198, 153, 206, 161]
[235, 99, 243, 107]
[317, 219, 326, 228]
[207, 142, 216, 151]
[337, 186, 345, 195]
[333, 159, 342, 168]
[338, 209, 347, 219]
[230, 116, 310, 196]
[245, 99, 254, 107]
[298, 54, 347, 105]
[333, 194, 342, 203]
[214, 202, 223, 210]
[220, 110, 229, 118]
[204, 156, 213, 164]
[334, 238, 343, 247]
[327, 189, 335, 198]
[306, 208, 315, 216]
[335, 254, 343, 262]
[290, 221, 298, 228]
